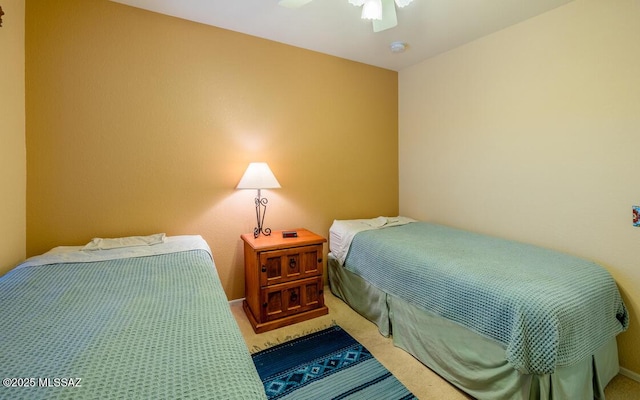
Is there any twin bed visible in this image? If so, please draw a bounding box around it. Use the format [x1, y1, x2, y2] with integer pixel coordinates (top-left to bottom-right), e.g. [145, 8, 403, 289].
[328, 217, 629, 399]
[0, 235, 266, 399]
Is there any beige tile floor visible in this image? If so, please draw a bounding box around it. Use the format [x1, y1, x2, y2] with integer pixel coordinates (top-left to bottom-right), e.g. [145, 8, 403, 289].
[231, 288, 640, 399]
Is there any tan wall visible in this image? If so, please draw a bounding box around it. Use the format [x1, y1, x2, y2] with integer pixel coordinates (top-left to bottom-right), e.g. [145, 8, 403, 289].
[0, 0, 26, 275]
[399, 0, 639, 375]
[25, 0, 398, 299]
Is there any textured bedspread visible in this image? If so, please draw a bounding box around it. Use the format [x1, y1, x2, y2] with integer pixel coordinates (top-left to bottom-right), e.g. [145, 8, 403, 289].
[0, 250, 266, 399]
[343, 222, 628, 375]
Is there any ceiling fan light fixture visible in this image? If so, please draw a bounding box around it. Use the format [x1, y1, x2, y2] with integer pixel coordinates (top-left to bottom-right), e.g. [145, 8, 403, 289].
[394, 0, 414, 7]
[361, 0, 383, 20]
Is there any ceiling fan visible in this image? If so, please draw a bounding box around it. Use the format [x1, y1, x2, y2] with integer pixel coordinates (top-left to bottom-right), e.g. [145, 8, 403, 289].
[278, 0, 415, 33]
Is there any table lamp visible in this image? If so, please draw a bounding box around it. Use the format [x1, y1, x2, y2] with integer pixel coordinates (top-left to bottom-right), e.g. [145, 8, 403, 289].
[236, 162, 281, 238]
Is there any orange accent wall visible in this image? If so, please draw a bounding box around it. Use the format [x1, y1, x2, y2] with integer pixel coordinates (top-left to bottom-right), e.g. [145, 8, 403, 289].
[25, 0, 398, 299]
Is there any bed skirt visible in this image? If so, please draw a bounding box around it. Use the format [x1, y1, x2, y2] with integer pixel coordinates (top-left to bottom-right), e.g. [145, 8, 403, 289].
[328, 254, 620, 400]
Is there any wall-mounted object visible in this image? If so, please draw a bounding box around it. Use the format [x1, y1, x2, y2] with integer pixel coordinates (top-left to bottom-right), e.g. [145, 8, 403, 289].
[236, 162, 281, 238]
[633, 206, 639, 227]
[0, 6, 5, 27]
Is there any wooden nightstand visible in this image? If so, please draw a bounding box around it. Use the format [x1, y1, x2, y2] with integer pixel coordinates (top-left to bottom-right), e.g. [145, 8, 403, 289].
[241, 229, 328, 333]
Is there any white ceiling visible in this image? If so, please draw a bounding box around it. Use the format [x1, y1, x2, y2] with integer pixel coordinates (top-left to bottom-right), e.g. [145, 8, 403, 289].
[110, 0, 573, 71]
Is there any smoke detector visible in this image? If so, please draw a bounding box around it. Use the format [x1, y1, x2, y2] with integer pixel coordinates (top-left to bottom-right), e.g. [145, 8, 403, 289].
[390, 41, 407, 53]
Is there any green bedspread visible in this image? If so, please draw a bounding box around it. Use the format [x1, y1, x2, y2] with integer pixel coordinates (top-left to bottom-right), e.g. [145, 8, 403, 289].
[0, 249, 266, 399]
[344, 222, 629, 375]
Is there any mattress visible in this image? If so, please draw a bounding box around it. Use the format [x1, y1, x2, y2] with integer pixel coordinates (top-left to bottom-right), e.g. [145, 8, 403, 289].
[0, 235, 266, 399]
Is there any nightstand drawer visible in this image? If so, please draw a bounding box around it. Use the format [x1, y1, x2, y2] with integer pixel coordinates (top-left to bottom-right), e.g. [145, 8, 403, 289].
[261, 276, 324, 322]
[259, 244, 323, 286]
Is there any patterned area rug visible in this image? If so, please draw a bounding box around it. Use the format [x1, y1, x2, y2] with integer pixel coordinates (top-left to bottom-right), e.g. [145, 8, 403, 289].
[251, 325, 416, 400]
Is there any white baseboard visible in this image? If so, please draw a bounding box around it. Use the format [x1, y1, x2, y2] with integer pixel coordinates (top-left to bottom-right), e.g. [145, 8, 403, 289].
[228, 297, 245, 306]
[620, 367, 640, 383]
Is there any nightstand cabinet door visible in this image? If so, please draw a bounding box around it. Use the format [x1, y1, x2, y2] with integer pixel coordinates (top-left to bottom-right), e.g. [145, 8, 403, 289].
[259, 244, 323, 286]
[262, 277, 324, 321]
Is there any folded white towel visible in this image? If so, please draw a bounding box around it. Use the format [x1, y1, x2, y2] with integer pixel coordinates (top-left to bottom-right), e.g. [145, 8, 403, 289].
[82, 233, 166, 251]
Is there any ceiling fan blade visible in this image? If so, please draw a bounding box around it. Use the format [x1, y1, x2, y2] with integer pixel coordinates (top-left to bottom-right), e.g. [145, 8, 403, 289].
[372, 0, 397, 32]
[278, 0, 313, 8]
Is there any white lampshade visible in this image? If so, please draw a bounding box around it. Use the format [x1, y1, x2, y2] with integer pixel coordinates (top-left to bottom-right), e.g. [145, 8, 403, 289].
[361, 0, 382, 20]
[236, 163, 281, 190]
[348, 0, 366, 5]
